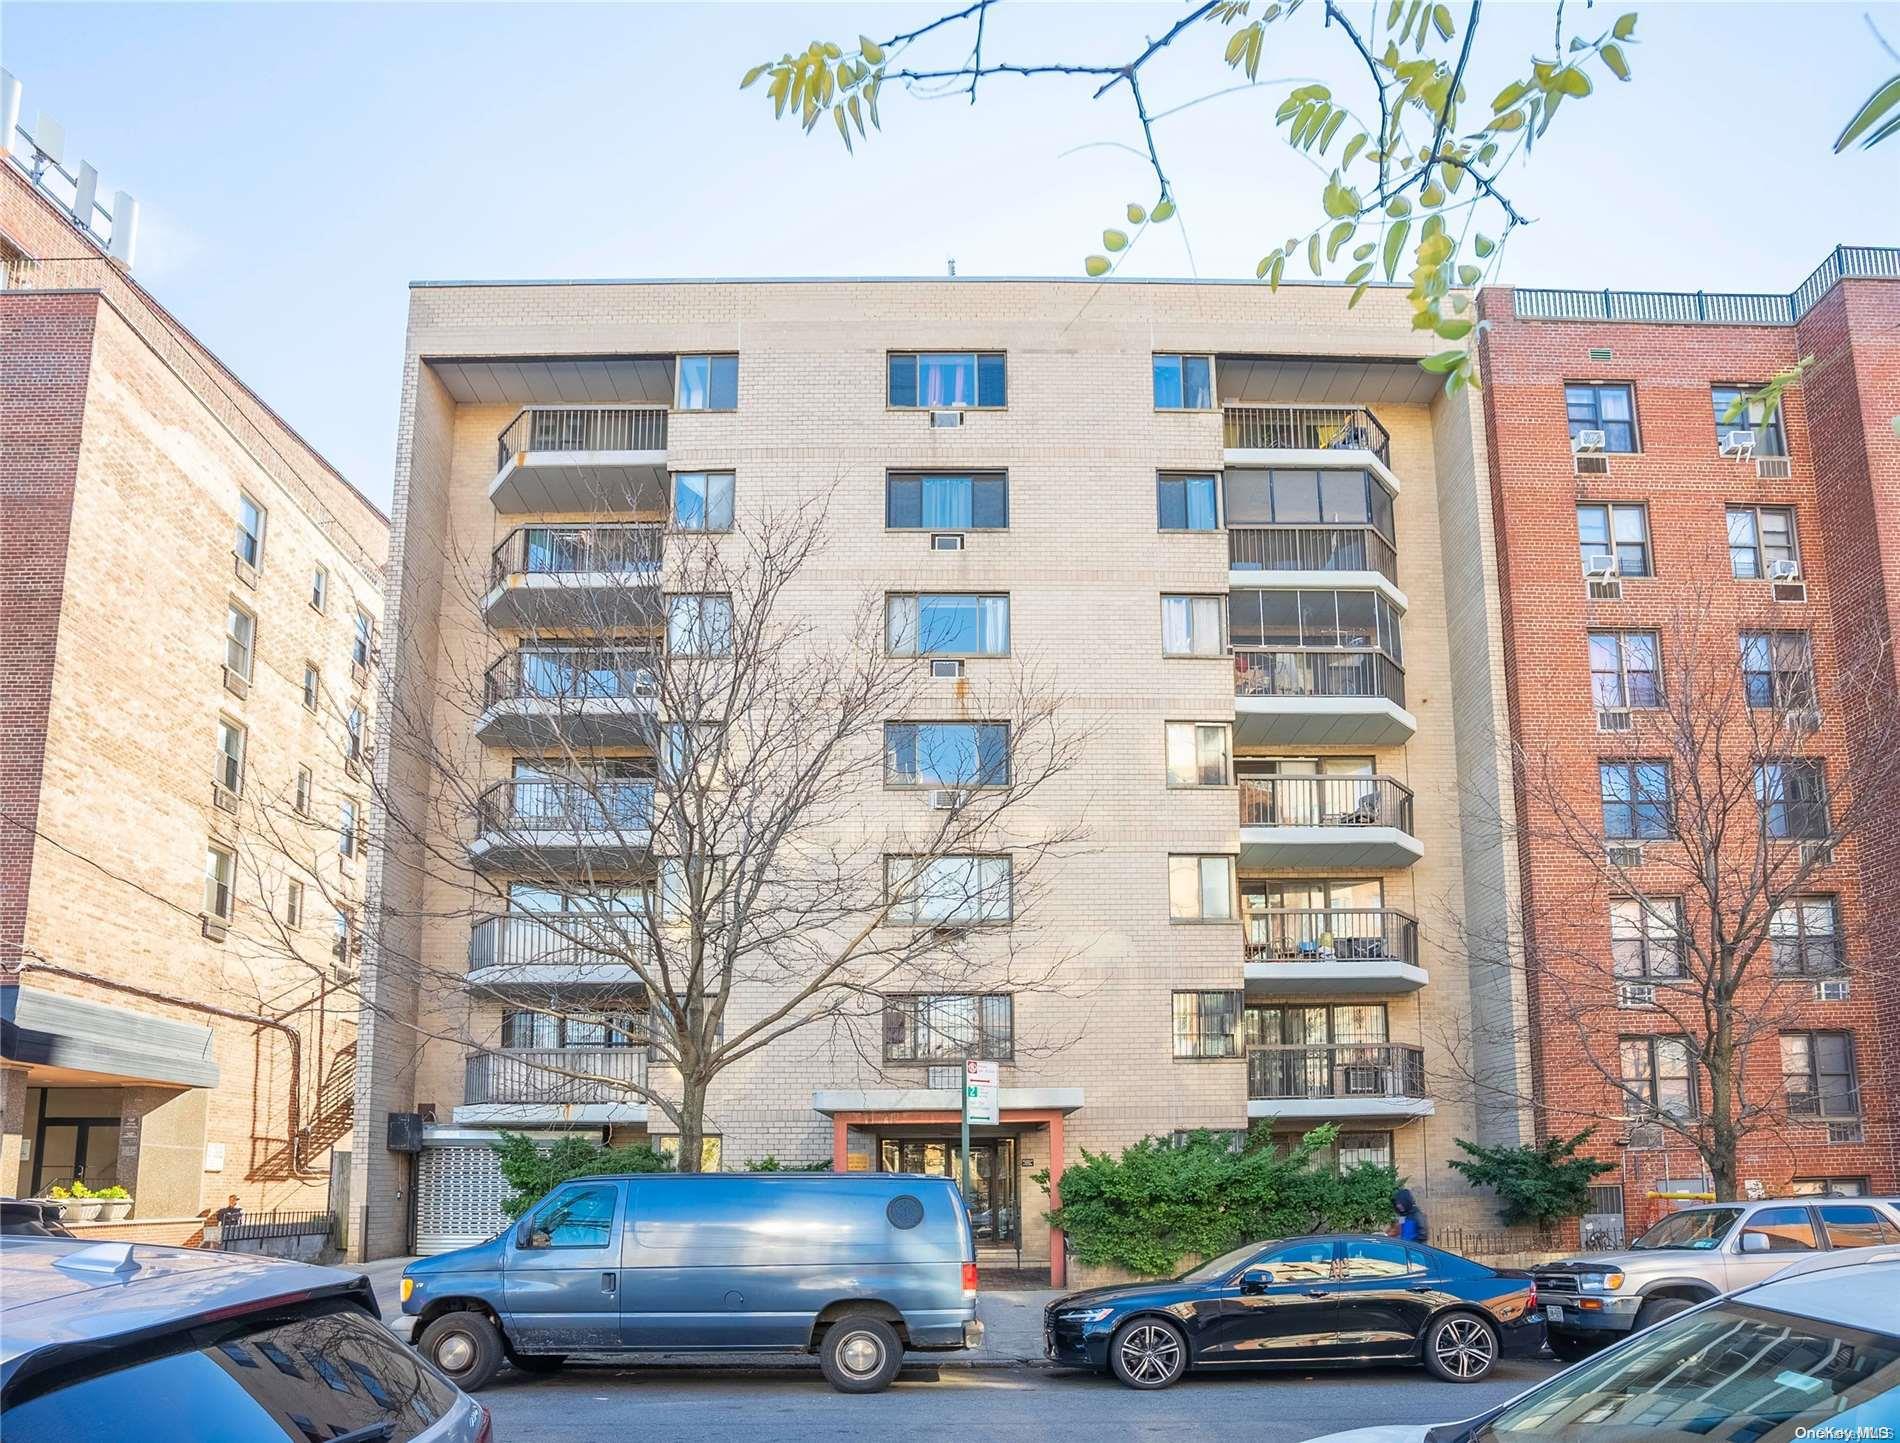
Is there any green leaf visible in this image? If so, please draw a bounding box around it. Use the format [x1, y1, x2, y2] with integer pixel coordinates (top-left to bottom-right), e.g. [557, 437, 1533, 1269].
[1601, 43, 1631, 82]
[1327, 221, 1356, 262]
[1152, 199, 1177, 222]
[1553, 66, 1593, 97]
[1386, 196, 1412, 218]
[1612, 12, 1638, 39]
[1346, 261, 1374, 284]
[1420, 180, 1446, 208]
[1434, 317, 1473, 340]
[1342, 132, 1369, 169]
[833, 103, 852, 151]
[1126, 203, 1148, 225]
[1350, 281, 1371, 307]
[1103, 229, 1129, 252]
[1382, 219, 1411, 281]
[1431, 3, 1453, 40]
[1490, 79, 1526, 112]
[1474, 233, 1496, 258]
[1085, 255, 1111, 277]
[1489, 109, 1526, 132]
[1419, 347, 1465, 373]
[1257, 253, 1276, 280]
[741, 63, 771, 90]
[1307, 233, 1322, 275]
[860, 34, 886, 63]
[1457, 264, 1482, 286]
[1318, 109, 1347, 152]
[1835, 75, 1900, 152]
[1353, 241, 1376, 261]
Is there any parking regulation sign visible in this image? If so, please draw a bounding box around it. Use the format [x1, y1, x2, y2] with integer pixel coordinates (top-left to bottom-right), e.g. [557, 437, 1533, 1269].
[964, 1059, 1000, 1125]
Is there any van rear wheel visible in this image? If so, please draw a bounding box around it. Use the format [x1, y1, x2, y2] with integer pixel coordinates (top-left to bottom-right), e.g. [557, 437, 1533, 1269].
[419, 1311, 504, 1392]
[820, 1314, 903, 1393]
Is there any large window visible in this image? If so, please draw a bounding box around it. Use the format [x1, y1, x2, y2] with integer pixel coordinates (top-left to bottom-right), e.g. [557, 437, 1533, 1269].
[236, 493, 266, 568]
[1566, 382, 1639, 452]
[886, 593, 1009, 656]
[1161, 595, 1225, 656]
[1228, 589, 1404, 661]
[1711, 386, 1787, 456]
[225, 603, 256, 681]
[884, 722, 1009, 787]
[1246, 1003, 1389, 1046]
[1610, 897, 1684, 979]
[1620, 1035, 1696, 1119]
[204, 844, 236, 920]
[666, 594, 735, 656]
[1771, 897, 1842, 976]
[501, 1009, 644, 1049]
[885, 855, 1013, 924]
[1172, 991, 1242, 1059]
[886, 473, 1008, 530]
[883, 994, 1013, 1063]
[1600, 760, 1673, 839]
[1756, 759, 1829, 838]
[888, 351, 1006, 409]
[1224, 468, 1395, 540]
[671, 472, 734, 532]
[1726, 505, 1799, 579]
[1589, 631, 1661, 709]
[1576, 503, 1652, 577]
[1152, 354, 1214, 410]
[1168, 855, 1236, 921]
[1740, 631, 1815, 711]
[214, 718, 246, 796]
[1165, 722, 1231, 786]
[1781, 1031, 1858, 1118]
[1156, 473, 1219, 531]
[675, 354, 738, 411]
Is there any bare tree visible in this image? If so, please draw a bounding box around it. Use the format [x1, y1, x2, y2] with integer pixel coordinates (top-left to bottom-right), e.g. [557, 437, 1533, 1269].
[365, 489, 1092, 1169]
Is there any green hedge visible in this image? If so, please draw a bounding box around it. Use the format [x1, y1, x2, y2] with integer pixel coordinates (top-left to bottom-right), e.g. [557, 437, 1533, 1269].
[492, 1132, 673, 1218]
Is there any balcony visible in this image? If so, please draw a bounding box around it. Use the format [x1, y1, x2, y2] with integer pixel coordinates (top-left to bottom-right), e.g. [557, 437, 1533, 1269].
[1223, 405, 1390, 469]
[1228, 525, 1399, 586]
[1238, 776, 1422, 869]
[469, 777, 655, 873]
[457, 1046, 648, 1126]
[490, 405, 668, 514]
[467, 912, 651, 991]
[1246, 1043, 1432, 1121]
[1245, 909, 1426, 996]
[1233, 649, 1415, 748]
[482, 523, 664, 630]
[475, 646, 660, 748]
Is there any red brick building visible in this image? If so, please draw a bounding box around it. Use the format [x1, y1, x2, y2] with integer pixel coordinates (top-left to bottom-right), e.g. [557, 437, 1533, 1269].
[1475, 248, 1900, 1241]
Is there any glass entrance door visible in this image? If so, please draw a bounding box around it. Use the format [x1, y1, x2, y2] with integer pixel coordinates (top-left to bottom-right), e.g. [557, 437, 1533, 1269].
[880, 1137, 1018, 1245]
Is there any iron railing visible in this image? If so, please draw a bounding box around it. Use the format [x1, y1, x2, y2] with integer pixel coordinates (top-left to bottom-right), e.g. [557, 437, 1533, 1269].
[1514, 246, 1900, 327]
[219, 1209, 337, 1245]
[497, 405, 667, 470]
[489, 523, 663, 591]
[483, 646, 661, 710]
[476, 778, 655, 834]
[464, 1047, 648, 1106]
[1239, 776, 1414, 833]
[1223, 406, 1390, 466]
[1245, 908, 1419, 965]
[469, 912, 651, 973]
[1234, 649, 1406, 708]
[1247, 1043, 1427, 1101]
[1228, 525, 1398, 583]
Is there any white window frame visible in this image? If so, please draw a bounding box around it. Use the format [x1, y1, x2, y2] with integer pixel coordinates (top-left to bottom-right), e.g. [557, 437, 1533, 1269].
[884, 854, 1014, 925]
[1165, 721, 1232, 787]
[225, 602, 257, 680]
[285, 879, 305, 930]
[666, 593, 736, 657]
[1169, 854, 1237, 921]
[215, 716, 246, 796]
[204, 844, 236, 920]
[1161, 595, 1225, 657]
[339, 800, 359, 859]
[310, 565, 328, 613]
[236, 493, 267, 568]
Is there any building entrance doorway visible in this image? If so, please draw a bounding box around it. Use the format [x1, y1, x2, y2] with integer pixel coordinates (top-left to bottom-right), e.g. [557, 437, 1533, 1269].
[880, 1136, 1018, 1247]
[31, 1088, 123, 1194]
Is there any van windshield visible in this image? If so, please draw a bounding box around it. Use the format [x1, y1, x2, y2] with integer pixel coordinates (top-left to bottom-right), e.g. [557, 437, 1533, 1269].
[1629, 1208, 1744, 1250]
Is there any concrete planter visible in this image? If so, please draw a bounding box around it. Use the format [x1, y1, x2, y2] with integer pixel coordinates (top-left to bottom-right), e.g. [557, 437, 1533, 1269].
[71, 1199, 106, 1222]
[98, 1197, 133, 1221]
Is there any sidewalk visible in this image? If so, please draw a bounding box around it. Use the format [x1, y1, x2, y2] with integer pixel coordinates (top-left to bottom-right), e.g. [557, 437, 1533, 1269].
[357, 1256, 1053, 1365]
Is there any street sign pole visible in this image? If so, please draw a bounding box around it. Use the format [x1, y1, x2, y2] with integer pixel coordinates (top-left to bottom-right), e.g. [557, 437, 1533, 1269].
[960, 1061, 972, 1202]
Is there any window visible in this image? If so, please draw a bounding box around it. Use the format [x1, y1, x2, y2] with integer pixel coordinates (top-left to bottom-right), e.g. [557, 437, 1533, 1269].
[1712, 386, 1787, 456]
[1227, 588, 1405, 661]
[1739, 631, 1815, 711]
[1161, 595, 1224, 656]
[1256, 1239, 1338, 1283]
[1576, 503, 1652, 577]
[1791, 1176, 1867, 1198]
[1589, 631, 1661, 709]
[675, 354, 738, 411]
[1152, 354, 1214, 410]
[1168, 854, 1236, 921]
[294, 766, 312, 817]
[1224, 468, 1395, 540]
[1565, 382, 1638, 452]
[501, 1008, 643, 1049]
[884, 722, 1009, 787]
[666, 594, 735, 656]
[1756, 759, 1829, 838]
[1172, 991, 1241, 1058]
[1620, 1035, 1696, 1119]
[653, 1135, 724, 1171]
[1337, 1131, 1394, 1171]
[1339, 1239, 1424, 1279]
[309, 565, 327, 612]
[1600, 760, 1672, 839]
[236, 493, 266, 568]
[1726, 505, 1798, 579]
[1771, 897, 1842, 975]
[284, 880, 304, 930]
[225, 603, 256, 680]
[1610, 897, 1684, 979]
[1165, 722, 1231, 786]
[1247, 1003, 1389, 1046]
[1817, 1204, 1900, 1247]
[887, 351, 1005, 409]
[885, 855, 1013, 924]
[660, 722, 722, 788]
[332, 909, 354, 964]
[671, 472, 735, 532]
[301, 663, 319, 713]
[352, 610, 374, 669]
[1156, 473, 1220, 531]
[523, 1184, 618, 1249]
[882, 994, 1013, 1063]
[1781, 1031, 1858, 1118]
[885, 473, 1008, 530]
[885, 593, 1009, 656]
[346, 706, 365, 762]
[339, 800, 358, 859]
[204, 845, 235, 920]
[1738, 1205, 1819, 1253]
[214, 718, 246, 795]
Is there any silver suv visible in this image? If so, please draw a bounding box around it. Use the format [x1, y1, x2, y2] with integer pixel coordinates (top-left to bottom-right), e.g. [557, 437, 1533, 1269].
[1533, 1196, 1900, 1360]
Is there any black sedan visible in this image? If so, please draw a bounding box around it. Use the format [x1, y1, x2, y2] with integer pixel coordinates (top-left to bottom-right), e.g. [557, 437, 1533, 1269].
[1044, 1234, 1544, 1389]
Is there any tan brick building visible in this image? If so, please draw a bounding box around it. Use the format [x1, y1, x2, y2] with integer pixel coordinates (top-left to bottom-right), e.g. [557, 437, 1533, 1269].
[1, 142, 387, 1237]
[355, 275, 1535, 1276]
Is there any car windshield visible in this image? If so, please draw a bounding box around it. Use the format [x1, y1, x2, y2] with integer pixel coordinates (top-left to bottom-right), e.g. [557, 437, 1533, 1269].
[1472, 1299, 1899, 1442]
[1179, 1241, 1269, 1283]
[1629, 1207, 1744, 1250]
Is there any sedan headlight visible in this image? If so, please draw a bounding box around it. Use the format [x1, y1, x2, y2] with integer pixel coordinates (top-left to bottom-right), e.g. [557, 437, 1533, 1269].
[1059, 1306, 1116, 1323]
[1580, 1272, 1625, 1292]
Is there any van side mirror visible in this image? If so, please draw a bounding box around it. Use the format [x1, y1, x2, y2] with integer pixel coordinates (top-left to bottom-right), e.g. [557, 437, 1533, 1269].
[514, 1217, 537, 1249]
[1740, 1231, 1769, 1253]
[1239, 1268, 1274, 1294]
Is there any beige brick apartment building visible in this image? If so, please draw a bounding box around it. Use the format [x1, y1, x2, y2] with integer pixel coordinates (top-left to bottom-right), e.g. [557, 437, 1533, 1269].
[1, 136, 386, 1237]
[354, 275, 1535, 1277]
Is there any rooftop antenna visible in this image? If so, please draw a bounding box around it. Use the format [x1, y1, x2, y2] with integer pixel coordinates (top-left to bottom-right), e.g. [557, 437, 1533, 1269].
[946, 257, 957, 278]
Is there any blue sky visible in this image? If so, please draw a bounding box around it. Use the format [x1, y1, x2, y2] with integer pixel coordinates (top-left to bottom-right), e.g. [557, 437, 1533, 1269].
[7, 1, 1896, 508]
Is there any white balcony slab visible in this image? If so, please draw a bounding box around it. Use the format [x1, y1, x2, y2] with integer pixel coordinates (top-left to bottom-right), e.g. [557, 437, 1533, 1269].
[474, 695, 658, 749]
[1244, 958, 1429, 996]
[1221, 447, 1402, 495]
[1246, 1096, 1435, 1121]
[1227, 568, 1408, 613]
[465, 962, 648, 992]
[468, 825, 654, 874]
[490, 450, 668, 515]
[1239, 824, 1424, 870]
[1233, 695, 1418, 749]
[480, 569, 663, 630]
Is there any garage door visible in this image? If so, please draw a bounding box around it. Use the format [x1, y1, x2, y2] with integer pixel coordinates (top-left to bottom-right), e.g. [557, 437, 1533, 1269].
[415, 1144, 511, 1255]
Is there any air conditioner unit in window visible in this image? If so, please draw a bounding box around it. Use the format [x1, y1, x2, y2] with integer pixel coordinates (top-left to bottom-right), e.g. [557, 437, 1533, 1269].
[1625, 1121, 1663, 1150]
[1597, 707, 1634, 734]
[1772, 579, 1808, 603]
[1785, 707, 1822, 734]
[211, 782, 240, 815]
[1826, 1121, 1864, 1145]
[1814, 978, 1850, 1003]
[1573, 429, 1607, 454]
[929, 658, 964, 679]
[1583, 554, 1619, 578]
[1616, 981, 1656, 1009]
[929, 410, 963, 428]
[1583, 555, 1622, 600]
[926, 789, 967, 811]
[1756, 456, 1792, 481]
[1768, 559, 1802, 582]
[1574, 453, 1610, 477]
[1720, 429, 1757, 460]
[1607, 843, 1646, 868]
[930, 533, 965, 551]
[1800, 839, 1835, 866]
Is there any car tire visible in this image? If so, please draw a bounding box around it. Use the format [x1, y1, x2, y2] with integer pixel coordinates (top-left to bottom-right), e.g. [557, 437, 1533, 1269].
[1635, 1297, 1695, 1330]
[819, 1314, 904, 1394]
[418, 1311, 506, 1392]
[1108, 1317, 1189, 1390]
[1423, 1311, 1499, 1383]
[509, 1353, 567, 1374]
[1547, 1332, 1603, 1364]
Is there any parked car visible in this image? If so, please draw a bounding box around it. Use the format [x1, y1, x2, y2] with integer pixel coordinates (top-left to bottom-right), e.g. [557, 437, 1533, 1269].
[1302, 1250, 1900, 1441]
[1, 1235, 488, 1442]
[1532, 1195, 1900, 1361]
[0, 1201, 72, 1238]
[1043, 1233, 1544, 1389]
[401, 1170, 983, 1393]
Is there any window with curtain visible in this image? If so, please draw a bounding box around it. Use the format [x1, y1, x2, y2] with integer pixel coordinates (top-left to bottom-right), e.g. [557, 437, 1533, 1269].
[1575, 503, 1652, 576]
[1152, 354, 1214, 409]
[1726, 506, 1799, 579]
[1156, 473, 1220, 530]
[1781, 1032, 1858, 1118]
[1565, 382, 1639, 451]
[885, 855, 1013, 923]
[1756, 759, 1829, 838]
[1172, 991, 1241, 1058]
[885, 594, 1010, 656]
[1771, 898, 1842, 976]
[882, 994, 1014, 1062]
[885, 473, 1008, 529]
[1609, 897, 1684, 979]
[888, 352, 1006, 408]
[1245, 1004, 1389, 1045]
[666, 594, 735, 656]
[672, 473, 735, 532]
[1600, 760, 1673, 839]
[1740, 632, 1815, 711]
[1712, 386, 1787, 455]
[1620, 1036, 1696, 1118]
[884, 722, 1010, 787]
[1168, 855, 1235, 920]
[1161, 595, 1224, 656]
[676, 354, 738, 410]
[1589, 631, 1662, 708]
[1164, 722, 1231, 786]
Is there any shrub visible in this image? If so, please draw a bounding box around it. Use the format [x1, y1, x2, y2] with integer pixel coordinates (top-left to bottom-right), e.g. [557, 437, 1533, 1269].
[745, 1155, 832, 1172]
[1446, 1129, 1616, 1231]
[93, 1185, 130, 1200]
[492, 1132, 673, 1218]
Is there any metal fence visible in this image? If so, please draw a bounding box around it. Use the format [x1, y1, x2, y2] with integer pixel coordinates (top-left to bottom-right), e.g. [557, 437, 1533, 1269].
[476, 778, 655, 834]
[1514, 246, 1900, 326]
[1246, 1043, 1426, 1100]
[1244, 908, 1419, 965]
[1227, 524, 1399, 583]
[469, 912, 651, 973]
[497, 406, 667, 469]
[1222, 406, 1391, 466]
[219, 1209, 337, 1245]
[1234, 649, 1406, 707]
[489, 523, 664, 589]
[484, 646, 660, 709]
[1238, 775, 1415, 833]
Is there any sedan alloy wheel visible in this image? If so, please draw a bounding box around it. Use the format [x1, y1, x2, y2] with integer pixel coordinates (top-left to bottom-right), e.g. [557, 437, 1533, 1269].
[1112, 1319, 1186, 1389]
[1427, 1314, 1498, 1381]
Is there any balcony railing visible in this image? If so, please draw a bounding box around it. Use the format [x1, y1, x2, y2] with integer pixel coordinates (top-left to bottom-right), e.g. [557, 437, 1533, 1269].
[489, 524, 663, 592]
[1239, 776, 1414, 833]
[1228, 525, 1398, 583]
[476, 778, 655, 834]
[470, 913, 651, 974]
[1223, 406, 1390, 466]
[1234, 649, 1406, 708]
[1245, 908, 1419, 965]
[497, 406, 667, 471]
[1247, 1043, 1426, 1101]
[464, 1047, 647, 1106]
[483, 647, 661, 710]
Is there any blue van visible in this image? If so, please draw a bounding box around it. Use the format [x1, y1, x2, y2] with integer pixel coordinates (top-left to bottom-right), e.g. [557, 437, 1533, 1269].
[400, 1171, 982, 1393]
